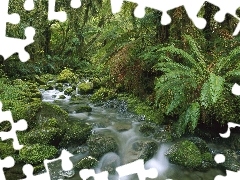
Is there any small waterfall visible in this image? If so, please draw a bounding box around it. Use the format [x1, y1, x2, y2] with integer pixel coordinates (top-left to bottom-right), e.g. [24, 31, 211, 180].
[145, 144, 171, 178]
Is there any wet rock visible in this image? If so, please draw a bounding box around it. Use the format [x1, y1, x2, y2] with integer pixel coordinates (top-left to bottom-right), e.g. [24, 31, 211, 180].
[139, 122, 156, 136]
[123, 140, 158, 164]
[99, 152, 120, 174]
[59, 169, 75, 178]
[228, 133, 240, 151]
[220, 149, 240, 172]
[55, 83, 63, 91]
[58, 95, 66, 99]
[87, 134, 118, 159]
[153, 131, 172, 143]
[112, 122, 132, 132]
[75, 105, 92, 113]
[165, 140, 202, 169]
[75, 156, 98, 170]
[64, 87, 74, 96]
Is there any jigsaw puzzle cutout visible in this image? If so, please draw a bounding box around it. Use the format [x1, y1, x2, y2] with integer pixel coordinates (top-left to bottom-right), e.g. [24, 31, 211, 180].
[0, 101, 28, 150]
[0, 156, 15, 180]
[1, 0, 240, 180]
[20, 149, 74, 180]
[110, 0, 240, 36]
[0, 0, 81, 62]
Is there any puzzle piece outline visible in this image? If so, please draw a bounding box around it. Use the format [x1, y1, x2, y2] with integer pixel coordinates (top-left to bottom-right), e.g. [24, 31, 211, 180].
[110, 0, 240, 36]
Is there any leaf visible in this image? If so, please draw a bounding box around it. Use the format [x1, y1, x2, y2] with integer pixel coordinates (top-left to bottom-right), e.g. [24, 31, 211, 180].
[200, 73, 225, 108]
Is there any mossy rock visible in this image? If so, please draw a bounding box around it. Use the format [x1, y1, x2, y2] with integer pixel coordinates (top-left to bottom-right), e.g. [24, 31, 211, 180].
[57, 68, 77, 83]
[37, 102, 68, 126]
[165, 140, 202, 169]
[58, 95, 66, 99]
[0, 141, 16, 159]
[55, 83, 63, 91]
[123, 140, 158, 164]
[78, 82, 94, 94]
[64, 87, 74, 96]
[22, 127, 64, 146]
[87, 134, 118, 159]
[75, 105, 92, 113]
[90, 87, 117, 103]
[60, 121, 92, 147]
[220, 149, 240, 172]
[139, 122, 156, 136]
[45, 85, 54, 90]
[187, 137, 210, 154]
[91, 78, 101, 89]
[19, 144, 58, 165]
[75, 156, 98, 170]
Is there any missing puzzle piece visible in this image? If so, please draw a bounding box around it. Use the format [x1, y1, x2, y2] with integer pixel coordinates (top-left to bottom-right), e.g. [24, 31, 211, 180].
[0, 101, 28, 150]
[0, 156, 15, 180]
[20, 149, 74, 180]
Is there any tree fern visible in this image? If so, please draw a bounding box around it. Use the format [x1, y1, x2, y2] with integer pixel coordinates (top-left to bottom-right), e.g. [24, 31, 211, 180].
[155, 34, 240, 137]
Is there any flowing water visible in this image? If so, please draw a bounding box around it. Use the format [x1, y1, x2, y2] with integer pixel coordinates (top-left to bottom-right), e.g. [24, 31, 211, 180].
[40, 86, 225, 180]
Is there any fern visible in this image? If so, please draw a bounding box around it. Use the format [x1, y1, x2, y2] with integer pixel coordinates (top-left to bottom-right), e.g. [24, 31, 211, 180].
[155, 34, 240, 137]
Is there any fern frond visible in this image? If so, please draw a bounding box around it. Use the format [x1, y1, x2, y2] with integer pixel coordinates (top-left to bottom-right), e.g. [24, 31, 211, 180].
[200, 73, 225, 108]
[216, 46, 240, 73]
[184, 35, 207, 70]
[173, 102, 200, 138]
[157, 46, 204, 75]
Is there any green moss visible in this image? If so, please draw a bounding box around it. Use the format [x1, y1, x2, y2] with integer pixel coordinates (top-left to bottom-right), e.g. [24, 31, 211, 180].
[165, 140, 202, 169]
[64, 87, 74, 96]
[75, 156, 98, 170]
[139, 123, 156, 136]
[58, 95, 66, 99]
[87, 134, 118, 159]
[78, 82, 94, 94]
[22, 127, 64, 146]
[75, 105, 92, 113]
[117, 94, 164, 124]
[60, 121, 92, 147]
[0, 141, 16, 159]
[19, 144, 58, 165]
[90, 87, 117, 103]
[57, 68, 77, 83]
[37, 102, 68, 124]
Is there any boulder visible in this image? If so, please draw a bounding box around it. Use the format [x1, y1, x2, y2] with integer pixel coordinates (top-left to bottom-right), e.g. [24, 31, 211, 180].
[87, 134, 118, 159]
[165, 140, 202, 169]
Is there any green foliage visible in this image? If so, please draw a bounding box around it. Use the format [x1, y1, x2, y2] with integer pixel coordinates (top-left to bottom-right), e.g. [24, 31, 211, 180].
[118, 94, 164, 123]
[19, 144, 58, 165]
[78, 82, 94, 94]
[155, 35, 240, 137]
[90, 87, 117, 103]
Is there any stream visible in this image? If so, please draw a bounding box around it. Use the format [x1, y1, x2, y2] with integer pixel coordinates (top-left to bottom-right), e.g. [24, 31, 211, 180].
[40, 85, 225, 180]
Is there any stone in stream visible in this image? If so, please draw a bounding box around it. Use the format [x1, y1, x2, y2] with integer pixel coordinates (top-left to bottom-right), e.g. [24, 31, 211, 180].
[98, 152, 121, 174]
[165, 140, 215, 171]
[112, 122, 132, 132]
[87, 134, 118, 159]
[122, 139, 158, 164]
